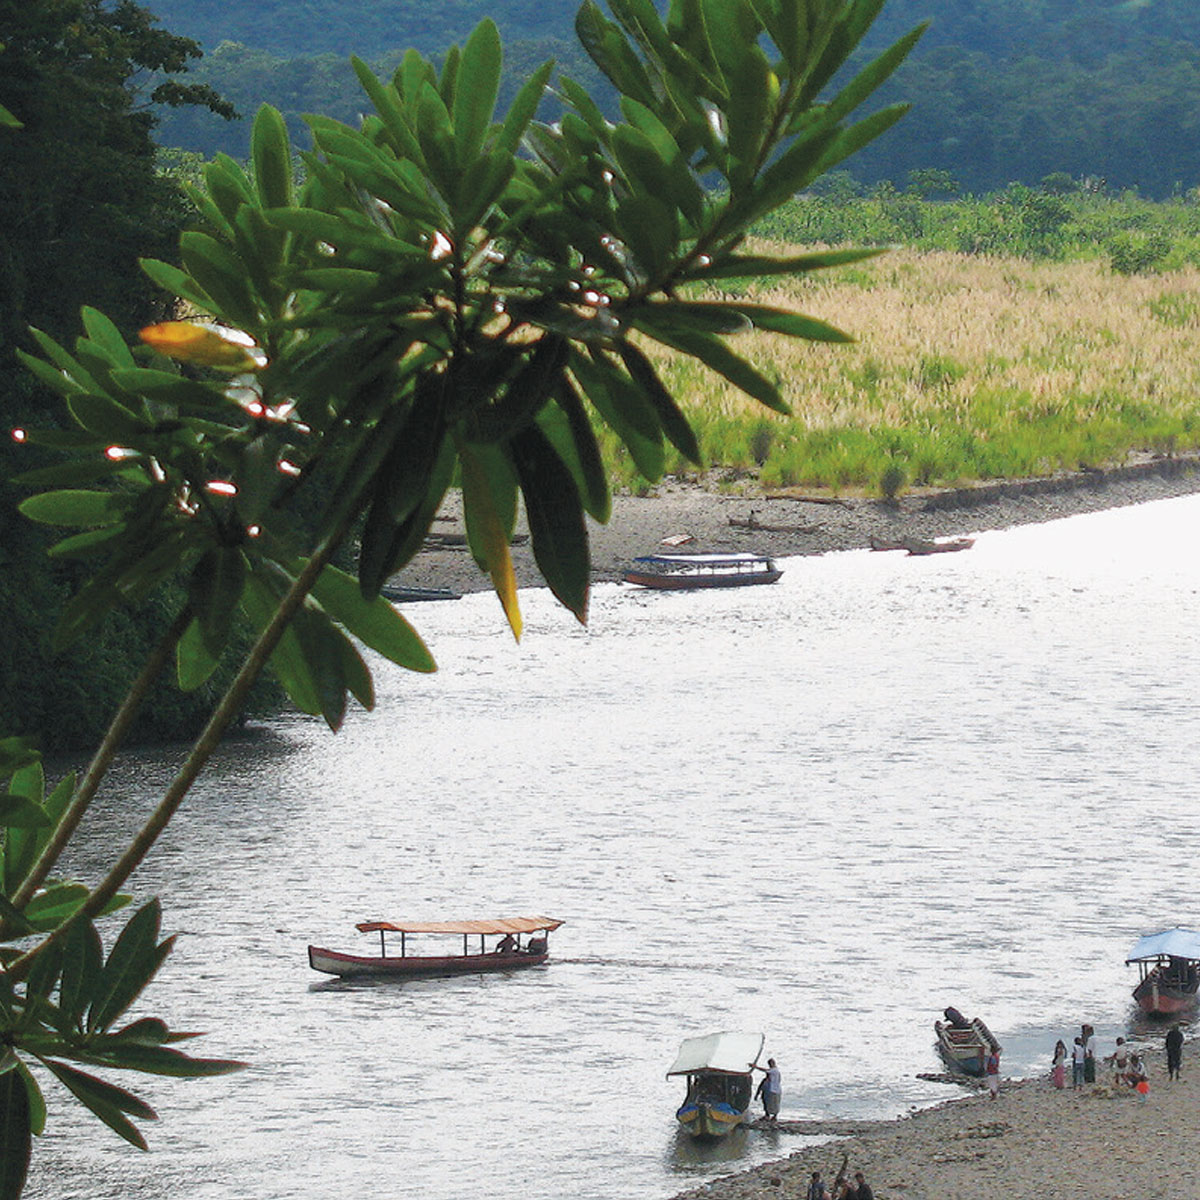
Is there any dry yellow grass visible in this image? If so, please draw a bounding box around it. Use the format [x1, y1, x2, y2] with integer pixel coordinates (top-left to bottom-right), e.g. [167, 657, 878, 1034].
[688, 247, 1200, 428]
[621, 247, 1200, 490]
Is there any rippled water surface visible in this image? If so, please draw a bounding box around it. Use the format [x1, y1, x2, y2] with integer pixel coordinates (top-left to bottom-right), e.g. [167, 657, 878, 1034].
[27, 495, 1200, 1199]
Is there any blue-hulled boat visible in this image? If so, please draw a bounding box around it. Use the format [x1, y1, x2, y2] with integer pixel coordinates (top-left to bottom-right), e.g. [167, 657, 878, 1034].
[667, 1031, 763, 1138]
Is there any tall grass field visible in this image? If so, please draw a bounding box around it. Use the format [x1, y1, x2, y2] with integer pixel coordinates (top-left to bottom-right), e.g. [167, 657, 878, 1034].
[609, 247, 1200, 497]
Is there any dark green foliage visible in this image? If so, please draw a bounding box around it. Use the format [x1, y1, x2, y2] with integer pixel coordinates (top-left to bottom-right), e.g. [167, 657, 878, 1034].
[0, 0, 241, 752]
[151, 0, 1200, 198]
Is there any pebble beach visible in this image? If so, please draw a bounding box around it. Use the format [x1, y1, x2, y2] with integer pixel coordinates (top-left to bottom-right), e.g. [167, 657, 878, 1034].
[671, 1052, 1197, 1200]
[397, 453, 1200, 598]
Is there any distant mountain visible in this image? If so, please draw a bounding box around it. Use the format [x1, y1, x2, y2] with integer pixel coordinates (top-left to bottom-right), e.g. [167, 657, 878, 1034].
[151, 0, 1200, 197]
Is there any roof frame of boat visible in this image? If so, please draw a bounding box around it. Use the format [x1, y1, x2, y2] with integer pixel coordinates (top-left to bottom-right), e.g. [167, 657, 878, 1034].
[667, 1032, 765, 1077]
[1127, 927, 1200, 963]
[357, 917, 562, 936]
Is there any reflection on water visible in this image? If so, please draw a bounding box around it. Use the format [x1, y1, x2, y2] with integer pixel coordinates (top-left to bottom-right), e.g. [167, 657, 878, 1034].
[25, 494, 1200, 1200]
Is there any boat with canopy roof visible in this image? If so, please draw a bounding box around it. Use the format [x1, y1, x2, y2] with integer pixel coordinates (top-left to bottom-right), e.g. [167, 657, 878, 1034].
[622, 552, 782, 590]
[1126, 928, 1200, 1015]
[667, 1031, 764, 1138]
[307, 916, 563, 979]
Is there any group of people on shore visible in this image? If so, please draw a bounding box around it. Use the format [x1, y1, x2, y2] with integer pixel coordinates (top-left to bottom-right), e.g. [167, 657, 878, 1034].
[752, 1059, 874, 1199]
[804, 1168, 874, 1200]
[1049, 1023, 1184, 1095]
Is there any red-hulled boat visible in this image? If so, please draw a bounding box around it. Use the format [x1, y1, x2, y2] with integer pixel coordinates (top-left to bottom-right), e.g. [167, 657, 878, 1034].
[1126, 928, 1200, 1016]
[622, 552, 781, 590]
[308, 916, 563, 979]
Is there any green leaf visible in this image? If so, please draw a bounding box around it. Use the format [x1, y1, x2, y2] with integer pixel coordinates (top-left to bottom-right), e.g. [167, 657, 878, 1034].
[66, 393, 147, 440]
[568, 350, 665, 481]
[189, 548, 247, 659]
[824, 23, 925, 126]
[359, 434, 456, 595]
[0, 1067, 31, 1200]
[541, 382, 611, 523]
[0, 739, 39, 778]
[496, 59, 554, 154]
[40, 1059, 154, 1150]
[23, 883, 90, 930]
[309, 565, 436, 674]
[616, 342, 701, 463]
[18, 490, 124, 528]
[87, 1043, 244, 1078]
[16, 1064, 45, 1139]
[179, 233, 259, 329]
[453, 19, 502, 167]
[241, 575, 323, 717]
[177, 617, 220, 692]
[634, 319, 789, 413]
[251, 105, 293, 210]
[460, 443, 522, 639]
[80, 308, 136, 370]
[88, 901, 170, 1034]
[0, 794, 51, 830]
[14, 349, 86, 399]
[139, 257, 218, 314]
[683, 247, 884, 281]
[349, 57, 425, 166]
[12, 458, 136, 489]
[510, 423, 589, 622]
[60, 920, 104, 1031]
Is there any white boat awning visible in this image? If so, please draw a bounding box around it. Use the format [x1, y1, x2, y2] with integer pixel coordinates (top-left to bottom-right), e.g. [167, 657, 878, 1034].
[666, 1032, 764, 1077]
[1127, 928, 1200, 963]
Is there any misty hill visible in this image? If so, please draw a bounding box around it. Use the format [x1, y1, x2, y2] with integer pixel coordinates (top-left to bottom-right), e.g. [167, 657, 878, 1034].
[152, 0, 1200, 196]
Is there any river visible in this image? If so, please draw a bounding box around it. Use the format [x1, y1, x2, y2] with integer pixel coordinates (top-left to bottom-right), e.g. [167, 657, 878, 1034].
[25, 493, 1200, 1199]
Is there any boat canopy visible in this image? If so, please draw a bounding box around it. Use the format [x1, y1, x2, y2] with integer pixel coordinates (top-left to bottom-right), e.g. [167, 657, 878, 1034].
[633, 553, 772, 566]
[666, 1032, 765, 1077]
[356, 916, 563, 936]
[1126, 928, 1200, 963]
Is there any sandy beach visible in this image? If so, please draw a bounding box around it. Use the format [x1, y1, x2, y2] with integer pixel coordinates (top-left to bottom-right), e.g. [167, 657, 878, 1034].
[395, 453, 1200, 598]
[670, 1050, 1197, 1200]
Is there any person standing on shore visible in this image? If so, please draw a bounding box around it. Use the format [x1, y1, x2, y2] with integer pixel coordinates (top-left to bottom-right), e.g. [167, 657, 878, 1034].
[806, 1170, 830, 1200]
[1082, 1024, 1097, 1085]
[984, 1046, 1001, 1099]
[1108, 1036, 1129, 1086]
[1072, 1036, 1086, 1090]
[1166, 1024, 1184, 1080]
[1051, 1039, 1068, 1089]
[754, 1057, 782, 1122]
[851, 1171, 875, 1200]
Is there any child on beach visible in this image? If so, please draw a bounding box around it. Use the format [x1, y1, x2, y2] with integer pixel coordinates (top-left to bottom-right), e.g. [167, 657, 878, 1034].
[1051, 1039, 1067, 1089]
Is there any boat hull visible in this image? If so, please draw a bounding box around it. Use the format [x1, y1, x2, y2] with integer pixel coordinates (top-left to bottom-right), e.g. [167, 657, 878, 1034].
[935, 1017, 999, 1076]
[1133, 974, 1199, 1016]
[308, 945, 549, 978]
[622, 569, 782, 590]
[675, 1102, 748, 1138]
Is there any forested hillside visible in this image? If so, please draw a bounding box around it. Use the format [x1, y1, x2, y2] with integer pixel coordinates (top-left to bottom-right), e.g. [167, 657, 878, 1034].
[150, 0, 1200, 195]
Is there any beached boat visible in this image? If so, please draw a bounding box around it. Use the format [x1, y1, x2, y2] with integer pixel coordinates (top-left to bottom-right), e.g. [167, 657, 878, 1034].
[1126, 928, 1200, 1015]
[869, 536, 975, 555]
[307, 916, 563, 979]
[380, 582, 462, 603]
[622, 552, 782, 590]
[934, 1008, 1001, 1076]
[667, 1031, 764, 1138]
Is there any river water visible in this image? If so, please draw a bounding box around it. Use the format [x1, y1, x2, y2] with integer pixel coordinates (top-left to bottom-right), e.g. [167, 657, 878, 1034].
[25, 494, 1200, 1199]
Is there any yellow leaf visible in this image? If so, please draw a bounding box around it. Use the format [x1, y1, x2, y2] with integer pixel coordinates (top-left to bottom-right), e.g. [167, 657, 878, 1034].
[461, 448, 522, 641]
[139, 322, 267, 370]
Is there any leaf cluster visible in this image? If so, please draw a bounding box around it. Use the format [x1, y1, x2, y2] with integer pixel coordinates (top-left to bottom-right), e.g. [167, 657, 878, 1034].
[0, 744, 242, 1197]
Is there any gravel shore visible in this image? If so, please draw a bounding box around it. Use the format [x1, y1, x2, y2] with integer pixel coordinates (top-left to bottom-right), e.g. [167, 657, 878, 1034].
[670, 1053, 1197, 1200]
[394, 453, 1200, 597]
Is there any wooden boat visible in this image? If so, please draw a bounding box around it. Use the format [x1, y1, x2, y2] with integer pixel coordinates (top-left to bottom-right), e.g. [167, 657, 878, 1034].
[307, 916, 563, 979]
[667, 1031, 763, 1138]
[1126, 928, 1200, 1015]
[934, 1008, 1001, 1076]
[870, 535, 975, 555]
[380, 582, 462, 603]
[622, 552, 782, 590]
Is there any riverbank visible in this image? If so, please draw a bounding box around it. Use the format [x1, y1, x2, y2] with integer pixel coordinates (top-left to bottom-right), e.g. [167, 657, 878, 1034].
[394, 452, 1200, 597]
[671, 1054, 1197, 1200]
